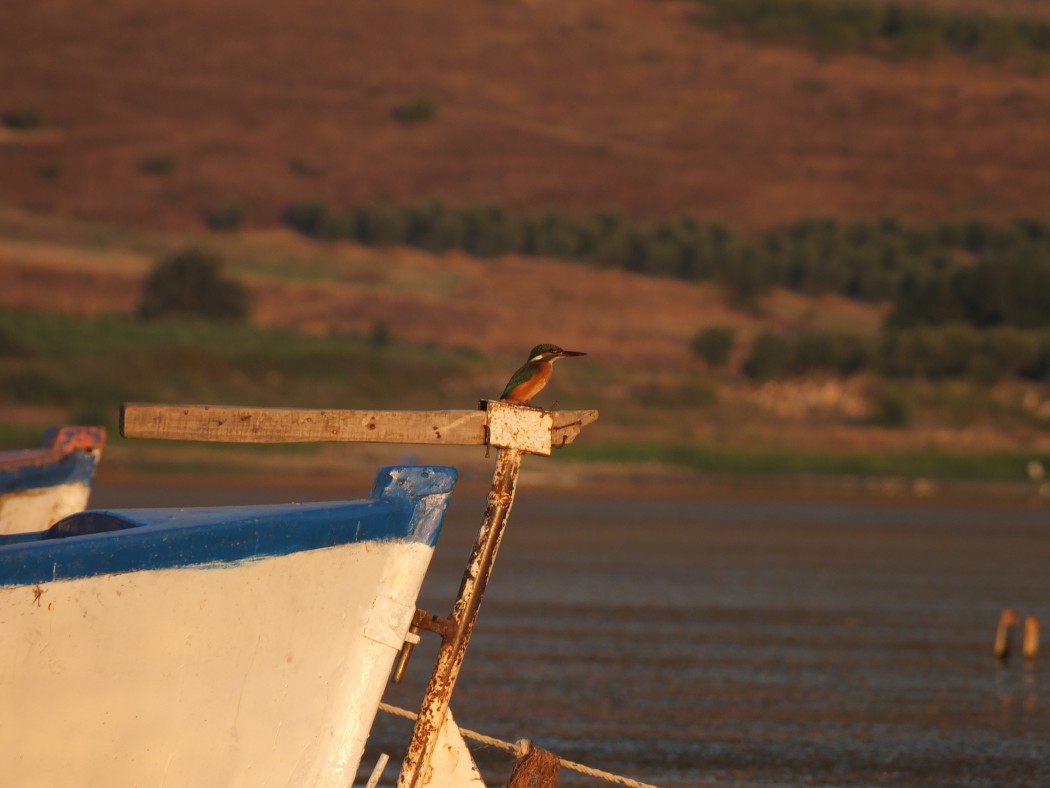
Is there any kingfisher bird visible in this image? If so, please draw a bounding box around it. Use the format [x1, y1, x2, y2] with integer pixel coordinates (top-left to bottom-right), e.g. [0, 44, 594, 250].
[499, 344, 586, 406]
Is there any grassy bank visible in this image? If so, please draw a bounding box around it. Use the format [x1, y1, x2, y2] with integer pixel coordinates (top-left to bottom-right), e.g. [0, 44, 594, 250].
[2, 307, 1047, 486]
[0, 308, 488, 429]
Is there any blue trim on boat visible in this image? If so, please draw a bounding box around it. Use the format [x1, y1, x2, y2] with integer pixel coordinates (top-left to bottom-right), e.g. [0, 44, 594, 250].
[0, 451, 98, 494]
[0, 465, 457, 587]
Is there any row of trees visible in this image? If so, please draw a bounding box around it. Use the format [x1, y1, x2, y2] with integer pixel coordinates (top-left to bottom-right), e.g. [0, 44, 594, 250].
[284, 200, 1050, 331]
[692, 0, 1050, 62]
[693, 324, 1050, 383]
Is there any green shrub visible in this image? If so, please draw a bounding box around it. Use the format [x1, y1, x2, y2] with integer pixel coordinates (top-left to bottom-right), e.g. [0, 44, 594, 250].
[370, 320, 391, 348]
[718, 247, 770, 310]
[460, 204, 522, 258]
[204, 201, 248, 231]
[138, 155, 175, 175]
[0, 324, 33, 357]
[975, 326, 1041, 381]
[139, 249, 250, 323]
[283, 201, 352, 241]
[37, 161, 63, 180]
[881, 324, 984, 379]
[743, 330, 794, 380]
[522, 210, 591, 259]
[403, 200, 464, 251]
[2, 107, 42, 129]
[1021, 330, 1050, 381]
[794, 330, 873, 376]
[691, 326, 736, 368]
[866, 390, 909, 427]
[392, 97, 438, 124]
[352, 204, 408, 246]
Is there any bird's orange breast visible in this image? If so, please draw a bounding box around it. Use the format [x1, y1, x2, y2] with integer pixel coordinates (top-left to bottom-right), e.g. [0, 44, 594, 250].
[501, 362, 553, 404]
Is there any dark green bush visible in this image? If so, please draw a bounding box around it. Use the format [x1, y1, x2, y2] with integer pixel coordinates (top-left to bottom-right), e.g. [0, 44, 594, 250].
[283, 202, 352, 241]
[370, 320, 391, 348]
[866, 390, 909, 428]
[204, 202, 248, 232]
[691, 326, 736, 368]
[460, 204, 522, 258]
[718, 248, 770, 310]
[392, 98, 438, 124]
[139, 249, 250, 323]
[352, 204, 408, 246]
[743, 330, 795, 381]
[880, 324, 996, 379]
[403, 201, 464, 252]
[38, 162, 63, 180]
[794, 330, 874, 376]
[522, 211, 593, 259]
[138, 155, 175, 175]
[0, 324, 33, 358]
[1023, 331, 1050, 381]
[2, 107, 42, 129]
[889, 253, 1050, 330]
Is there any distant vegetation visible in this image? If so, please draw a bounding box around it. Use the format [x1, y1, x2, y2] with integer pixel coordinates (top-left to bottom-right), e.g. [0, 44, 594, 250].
[285, 199, 1050, 385]
[691, 326, 736, 368]
[138, 155, 176, 176]
[284, 200, 1050, 349]
[139, 249, 250, 323]
[0, 308, 480, 430]
[2, 107, 43, 129]
[689, 0, 1050, 64]
[722, 325, 1050, 383]
[203, 201, 248, 232]
[392, 97, 439, 124]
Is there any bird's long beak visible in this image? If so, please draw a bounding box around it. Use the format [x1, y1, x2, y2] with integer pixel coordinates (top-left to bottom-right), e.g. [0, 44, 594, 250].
[556, 349, 586, 358]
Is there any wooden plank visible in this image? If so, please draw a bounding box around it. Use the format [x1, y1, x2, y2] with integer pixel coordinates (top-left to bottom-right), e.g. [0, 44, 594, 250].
[120, 403, 599, 449]
[120, 404, 487, 445]
[551, 409, 599, 448]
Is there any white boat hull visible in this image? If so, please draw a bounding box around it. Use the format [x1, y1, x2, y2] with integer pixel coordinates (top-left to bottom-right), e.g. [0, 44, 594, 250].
[0, 480, 93, 534]
[0, 426, 105, 534]
[0, 465, 456, 788]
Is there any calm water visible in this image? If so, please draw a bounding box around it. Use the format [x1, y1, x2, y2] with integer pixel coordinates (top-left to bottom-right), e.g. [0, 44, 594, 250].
[92, 483, 1050, 787]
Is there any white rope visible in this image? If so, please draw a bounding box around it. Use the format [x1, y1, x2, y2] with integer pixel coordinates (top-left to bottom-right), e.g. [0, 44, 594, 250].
[377, 702, 659, 788]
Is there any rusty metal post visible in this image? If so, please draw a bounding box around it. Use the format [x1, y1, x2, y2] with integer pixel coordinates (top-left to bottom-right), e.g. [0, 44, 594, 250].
[396, 446, 523, 788]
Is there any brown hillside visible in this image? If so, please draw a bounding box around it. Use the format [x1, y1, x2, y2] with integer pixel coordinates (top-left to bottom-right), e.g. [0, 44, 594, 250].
[2, 0, 1050, 232]
[0, 223, 884, 370]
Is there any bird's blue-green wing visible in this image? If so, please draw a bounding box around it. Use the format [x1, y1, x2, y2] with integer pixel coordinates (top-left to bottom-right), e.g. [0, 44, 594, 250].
[500, 361, 539, 399]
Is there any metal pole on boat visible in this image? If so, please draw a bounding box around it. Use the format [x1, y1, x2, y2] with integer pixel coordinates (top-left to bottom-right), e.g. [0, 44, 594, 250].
[397, 445, 523, 788]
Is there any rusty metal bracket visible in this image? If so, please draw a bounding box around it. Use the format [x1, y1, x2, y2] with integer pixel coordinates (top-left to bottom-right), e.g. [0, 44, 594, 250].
[396, 447, 524, 787]
[413, 608, 454, 640]
[391, 610, 456, 685]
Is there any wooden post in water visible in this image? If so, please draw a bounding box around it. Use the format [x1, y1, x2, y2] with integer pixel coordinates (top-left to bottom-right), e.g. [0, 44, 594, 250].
[1023, 615, 1039, 661]
[994, 609, 1018, 661]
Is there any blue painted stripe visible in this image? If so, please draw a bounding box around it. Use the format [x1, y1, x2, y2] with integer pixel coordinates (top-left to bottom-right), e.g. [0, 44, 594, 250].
[0, 451, 98, 494]
[0, 465, 457, 587]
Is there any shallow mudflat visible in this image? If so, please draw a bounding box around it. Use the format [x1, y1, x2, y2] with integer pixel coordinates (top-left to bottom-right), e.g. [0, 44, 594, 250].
[92, 482, 1049, 787]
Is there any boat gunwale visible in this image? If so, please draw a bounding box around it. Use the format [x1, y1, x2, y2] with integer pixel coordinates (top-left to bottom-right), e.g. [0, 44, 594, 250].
[0, 464, 457, 586]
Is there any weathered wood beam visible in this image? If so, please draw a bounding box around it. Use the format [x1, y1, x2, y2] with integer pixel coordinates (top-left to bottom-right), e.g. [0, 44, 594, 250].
[119, 403, 597, 452]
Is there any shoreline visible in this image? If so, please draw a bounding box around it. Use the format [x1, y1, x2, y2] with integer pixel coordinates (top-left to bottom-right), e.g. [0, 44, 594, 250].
[93, 458, 1050, 509]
